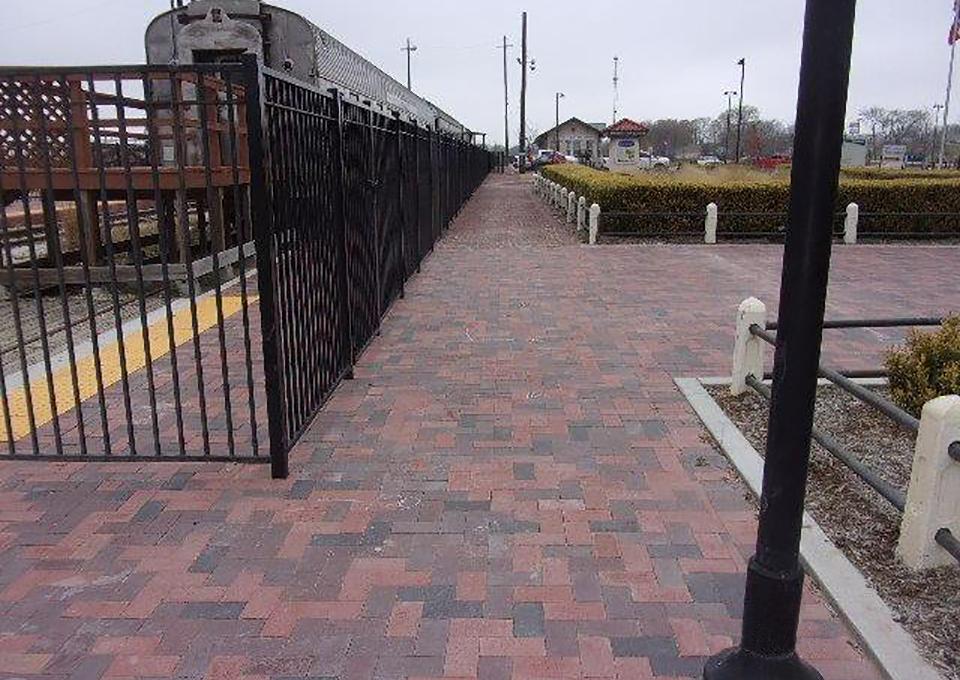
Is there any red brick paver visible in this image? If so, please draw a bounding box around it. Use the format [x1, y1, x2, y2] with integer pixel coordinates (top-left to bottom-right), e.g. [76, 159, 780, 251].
[2, 173, 957, 679]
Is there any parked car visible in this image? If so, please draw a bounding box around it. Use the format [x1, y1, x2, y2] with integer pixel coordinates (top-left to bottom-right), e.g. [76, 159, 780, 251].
[563, 155, 580, 164]
[530, 149, 566, 169]
[696, 155, 723, 168]
[638, 151, 671, 170]
[756, 154, 792, 171]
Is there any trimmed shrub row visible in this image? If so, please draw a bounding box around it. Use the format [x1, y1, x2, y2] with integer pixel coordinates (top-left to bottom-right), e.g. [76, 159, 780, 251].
[543, 164, 960, 235]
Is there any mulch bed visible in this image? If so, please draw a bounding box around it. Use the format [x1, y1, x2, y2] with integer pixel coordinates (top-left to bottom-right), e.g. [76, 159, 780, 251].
[706, 383, 960, 679]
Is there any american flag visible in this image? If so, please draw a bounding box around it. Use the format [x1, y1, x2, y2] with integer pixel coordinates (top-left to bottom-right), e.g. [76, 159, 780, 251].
[950, 0, 960, 45]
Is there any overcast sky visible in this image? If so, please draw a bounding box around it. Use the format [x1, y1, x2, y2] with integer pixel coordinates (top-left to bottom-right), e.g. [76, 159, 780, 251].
[2, 1, 956, 144]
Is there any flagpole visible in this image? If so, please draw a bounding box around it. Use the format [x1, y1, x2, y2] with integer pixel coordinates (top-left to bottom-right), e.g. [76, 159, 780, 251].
[940, 2, 960, 168]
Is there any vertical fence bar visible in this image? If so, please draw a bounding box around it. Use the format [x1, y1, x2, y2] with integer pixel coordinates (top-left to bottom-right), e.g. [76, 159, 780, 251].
[703, 1, 857, 679]
[114, 75, 163, 457]
[60, 73, 113, 457]
[142, 71, 188, 458]
[86, 72, 138, 456]
[243, 55, 287, 478]
[223, 69, 260, 456]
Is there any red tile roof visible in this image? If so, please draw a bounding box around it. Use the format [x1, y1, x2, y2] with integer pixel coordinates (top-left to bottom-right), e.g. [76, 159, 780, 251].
[604, 118, 649, 136]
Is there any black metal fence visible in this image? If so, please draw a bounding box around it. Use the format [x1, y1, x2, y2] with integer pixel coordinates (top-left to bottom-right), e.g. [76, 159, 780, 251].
[747, 317, 960, 564]
[247, 59, 491, 477]
[0, 60, 492, 474]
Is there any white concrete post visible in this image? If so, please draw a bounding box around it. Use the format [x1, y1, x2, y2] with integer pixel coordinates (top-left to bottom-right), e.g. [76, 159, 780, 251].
[567, 191, 576, 223]
[555, 184, 563, 209]
[730, 297, 767, 396]
[551, 182, 558, 206]
[588, 203, 601, 245]
[897, 395, 960, 570]
[577, 196, 586, 232]
[705, 202, 718, 244]
[844, 202, 859, 244]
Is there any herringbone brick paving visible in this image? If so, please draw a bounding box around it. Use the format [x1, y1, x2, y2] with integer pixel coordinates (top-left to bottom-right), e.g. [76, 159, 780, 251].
[2, 172, 959, 679]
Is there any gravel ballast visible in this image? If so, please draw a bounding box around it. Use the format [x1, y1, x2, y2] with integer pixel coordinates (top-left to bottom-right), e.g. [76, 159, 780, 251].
[706, 383, 960, 680]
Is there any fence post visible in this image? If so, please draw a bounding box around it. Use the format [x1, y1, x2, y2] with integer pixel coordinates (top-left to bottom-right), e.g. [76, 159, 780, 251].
[242, 54, 288, 479]
[330, 89, 356, 378]
[896, 395, 960, 570]
[567, 191, 576, 223]
[577, 196, 586, 232]
[588, 203, 601, 245]
[731, 297, 766, 396]
[705, 202, 718, 244]
[394, 112, 407, 299]
[844, 202, 858, 244]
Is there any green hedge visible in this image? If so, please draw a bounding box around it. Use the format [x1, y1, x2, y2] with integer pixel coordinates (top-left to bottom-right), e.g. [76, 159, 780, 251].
[543, 165, 960, 236]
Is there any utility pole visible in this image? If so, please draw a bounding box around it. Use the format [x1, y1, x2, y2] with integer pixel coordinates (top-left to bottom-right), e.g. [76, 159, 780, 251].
[724, 90, 738, 163]
[401, 38, 418, 90]
[500, 36, 513, 158]
[555, 92, 565, 152]
[612, 56, 619, 124]
[735, 58, 746, 163]
[703, 2, 857, 679]
[518, 11, 530, 173]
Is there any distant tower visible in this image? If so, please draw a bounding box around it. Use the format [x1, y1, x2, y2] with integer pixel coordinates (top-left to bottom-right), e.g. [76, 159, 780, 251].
[612, 56, 619, 124]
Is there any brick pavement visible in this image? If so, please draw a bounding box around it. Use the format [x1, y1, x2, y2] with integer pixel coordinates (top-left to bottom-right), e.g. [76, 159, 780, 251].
[2, 172, 959, 679]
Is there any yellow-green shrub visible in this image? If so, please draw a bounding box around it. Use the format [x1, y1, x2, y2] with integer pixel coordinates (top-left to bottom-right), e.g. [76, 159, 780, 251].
[840, 167, 960, 181]
[543, 165, 960, 235]
[886, 318, 960, 417]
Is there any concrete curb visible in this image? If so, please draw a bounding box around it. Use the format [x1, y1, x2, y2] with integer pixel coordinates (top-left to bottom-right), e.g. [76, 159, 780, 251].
[675, 376, 943, 680]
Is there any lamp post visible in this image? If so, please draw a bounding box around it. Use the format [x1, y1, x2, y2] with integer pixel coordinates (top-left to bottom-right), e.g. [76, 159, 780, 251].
[735, 58, 746, 163]
[555, 91, 565, 153]
[724, 90, 738, 163]
[703, 0, 857, 678]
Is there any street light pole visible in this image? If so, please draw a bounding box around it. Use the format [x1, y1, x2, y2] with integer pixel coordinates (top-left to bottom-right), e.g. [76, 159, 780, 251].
[555, 92, 565, 153]
[401, 38, 418, 91]
[703, 1, 857, 678]
[724, 90, 738, 163]
[735, 58, 746, 163]
[932, 103, 945, 168]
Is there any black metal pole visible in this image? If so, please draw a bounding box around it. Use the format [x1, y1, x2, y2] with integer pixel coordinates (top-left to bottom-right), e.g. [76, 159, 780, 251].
[735, 59, 746, 164]
[703, 1, 856, 678]
[242, 54, 288, 479]
[519, 11, 528, 173]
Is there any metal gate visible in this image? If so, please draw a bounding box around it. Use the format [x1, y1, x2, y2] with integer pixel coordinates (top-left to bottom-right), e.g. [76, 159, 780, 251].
[0, 64, 263, 462]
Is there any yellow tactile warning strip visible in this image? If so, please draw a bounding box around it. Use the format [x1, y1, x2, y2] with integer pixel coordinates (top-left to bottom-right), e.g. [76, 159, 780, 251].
[0, 295, 252, 443]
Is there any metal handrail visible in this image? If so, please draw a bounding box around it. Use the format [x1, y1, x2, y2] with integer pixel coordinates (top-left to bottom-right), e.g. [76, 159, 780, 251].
[766, 317, 943, 330]
[749, 324, 919, 431]
[745, 375, 907, 511]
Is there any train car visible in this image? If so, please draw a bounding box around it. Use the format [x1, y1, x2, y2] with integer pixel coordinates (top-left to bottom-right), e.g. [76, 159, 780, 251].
[145, 0, 473, 136]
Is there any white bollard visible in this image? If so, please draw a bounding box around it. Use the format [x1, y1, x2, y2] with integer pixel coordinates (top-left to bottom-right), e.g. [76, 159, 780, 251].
[844, 202, 859, 244]
[897, 395, 960, 570]
[577, 196, 586, 232]
[730, 297, 767, 396]
[705, 202, 718, 244]
[567, 191, 576, 223]
[588, 203, 601, 245]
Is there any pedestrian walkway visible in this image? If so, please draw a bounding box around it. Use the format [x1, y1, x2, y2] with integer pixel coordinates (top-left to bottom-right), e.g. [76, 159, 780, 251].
[2, 172, 958, 679]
